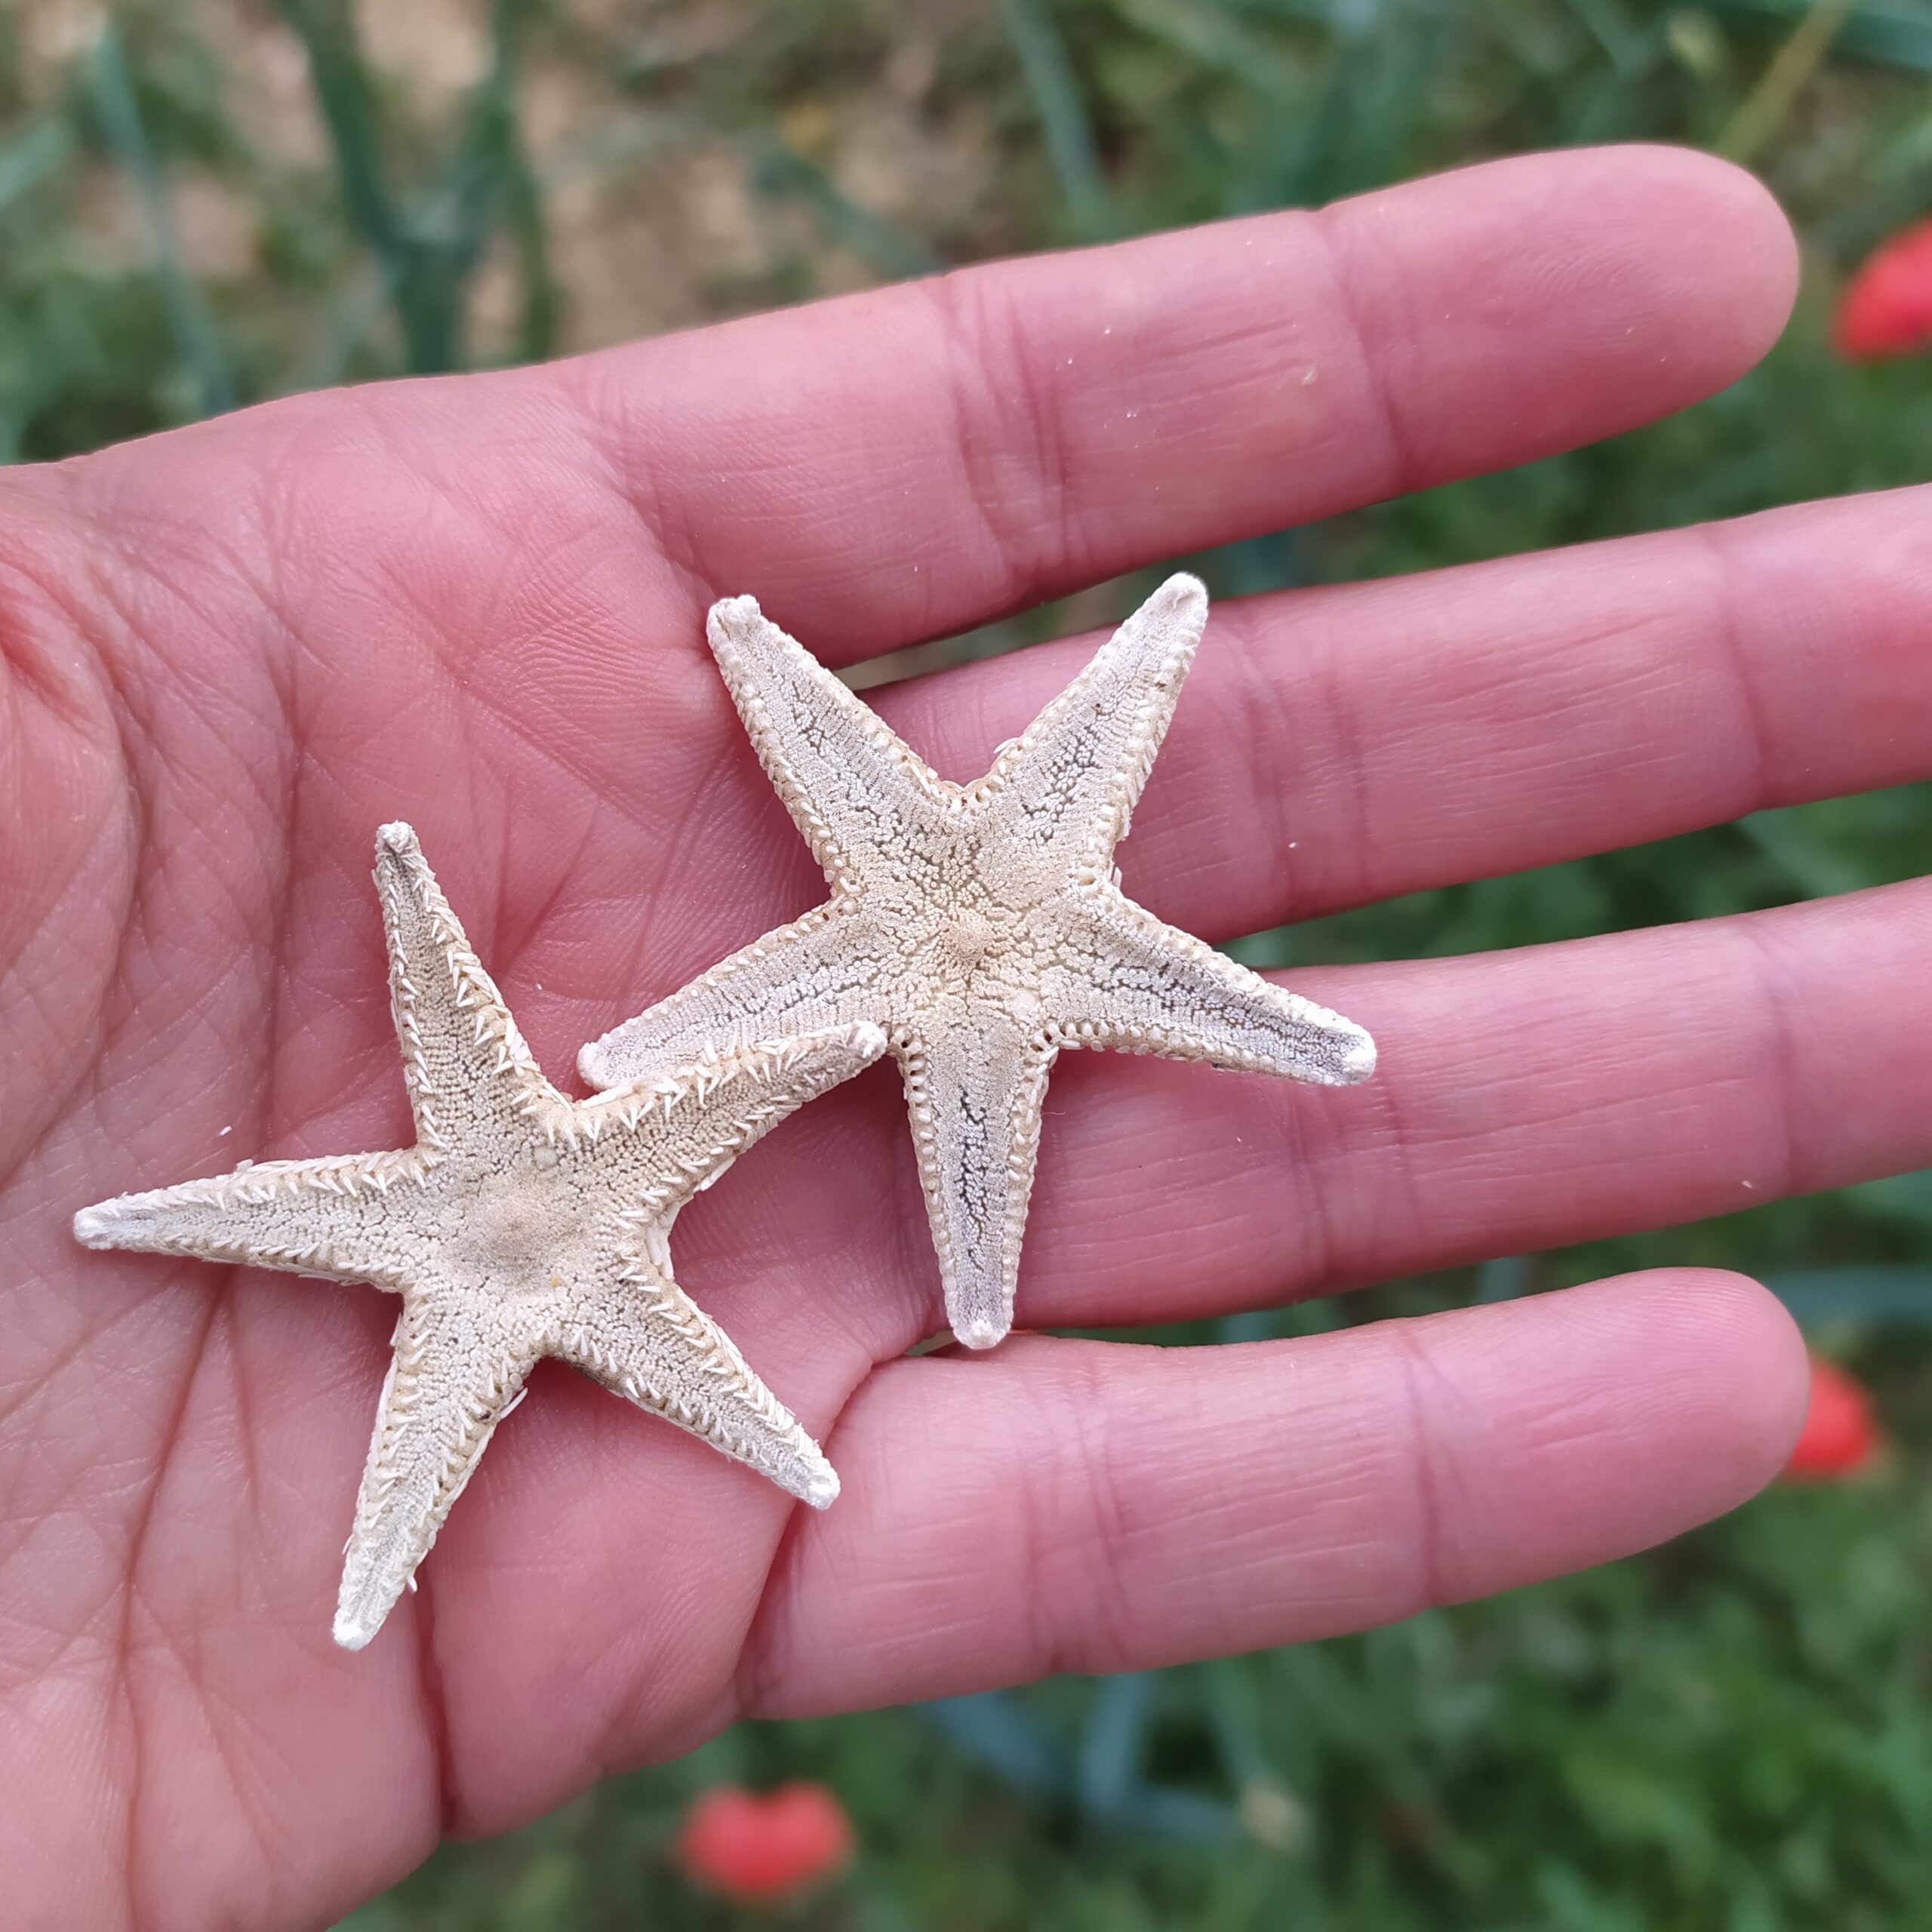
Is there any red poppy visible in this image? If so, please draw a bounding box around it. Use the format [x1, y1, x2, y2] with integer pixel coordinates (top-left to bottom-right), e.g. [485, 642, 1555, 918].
[1780, 1355, 1881, 1481]
[1834, 218, 1932, 360]
[676, 1781, 854, 1902]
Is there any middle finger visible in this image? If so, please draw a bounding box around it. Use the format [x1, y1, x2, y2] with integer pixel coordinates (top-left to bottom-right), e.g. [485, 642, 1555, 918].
[871, 483, 1932, 943]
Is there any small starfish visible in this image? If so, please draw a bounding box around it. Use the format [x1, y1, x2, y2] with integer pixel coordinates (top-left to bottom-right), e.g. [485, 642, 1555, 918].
[75, 824, 884, 1649]
[581, 574, 1374, 1349]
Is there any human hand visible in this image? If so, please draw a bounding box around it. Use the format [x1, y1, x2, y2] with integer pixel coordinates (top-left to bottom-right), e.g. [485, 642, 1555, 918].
[5, 144, 1924, 1930]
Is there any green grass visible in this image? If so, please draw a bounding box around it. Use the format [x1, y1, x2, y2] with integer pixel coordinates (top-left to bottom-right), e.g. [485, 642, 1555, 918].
[5, 2, 1932, 1925]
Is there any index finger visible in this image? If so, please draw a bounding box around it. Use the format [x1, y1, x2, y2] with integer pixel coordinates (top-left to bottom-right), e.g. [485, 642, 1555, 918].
[564, 145, 1796, 654]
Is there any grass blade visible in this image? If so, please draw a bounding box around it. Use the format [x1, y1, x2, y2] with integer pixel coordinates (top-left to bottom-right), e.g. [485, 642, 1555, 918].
[85, 25, 234, 417]
[1709, 0, 1932, 73]
[747, 138, 943, 280]
[1720, 0, 1861, 160]
[1001, 0, 1115, 238]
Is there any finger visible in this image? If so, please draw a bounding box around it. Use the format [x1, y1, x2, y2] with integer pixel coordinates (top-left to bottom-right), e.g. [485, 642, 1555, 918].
[651, 875, 1932, 1363]
[991, 876, 1932, 1333]
[564, 481, 1932, 1047]
[866, 483, 1932, 943]
[564, 146, 1795, 651]
[739, 1271, 1805, 1713]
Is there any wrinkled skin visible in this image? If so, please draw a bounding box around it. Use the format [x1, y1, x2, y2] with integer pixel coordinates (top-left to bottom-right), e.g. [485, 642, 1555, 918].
[4, 145, 1929, 1930]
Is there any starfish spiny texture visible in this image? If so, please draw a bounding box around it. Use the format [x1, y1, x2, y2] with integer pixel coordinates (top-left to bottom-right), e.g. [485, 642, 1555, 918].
[75, 823, 884, 1649]
[582, 574, 1375, 1349]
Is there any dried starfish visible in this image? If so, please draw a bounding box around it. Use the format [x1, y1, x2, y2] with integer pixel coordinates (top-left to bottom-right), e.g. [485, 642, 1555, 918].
[75, 823, 884, 1649]
[582, 574, 1375, 1349]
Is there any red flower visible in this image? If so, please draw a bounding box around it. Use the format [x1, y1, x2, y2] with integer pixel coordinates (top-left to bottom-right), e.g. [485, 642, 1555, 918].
[676, 1782, 854, 1903]
[1780, 1355, 1881, 1481]
[1834, 218, 1932, 360]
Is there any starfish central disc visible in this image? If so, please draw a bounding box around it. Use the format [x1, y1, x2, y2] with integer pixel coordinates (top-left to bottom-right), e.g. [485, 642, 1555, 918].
[448, 1177, 589, 1295]
[931, 907, 1004, 983]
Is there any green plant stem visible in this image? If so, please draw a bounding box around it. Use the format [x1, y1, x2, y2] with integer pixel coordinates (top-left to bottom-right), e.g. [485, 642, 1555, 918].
[1719, 0, 1860, 160]
[1000, 0, 1114, 239]
[85, 23, 234, 417]
[275, 0, 554, 374]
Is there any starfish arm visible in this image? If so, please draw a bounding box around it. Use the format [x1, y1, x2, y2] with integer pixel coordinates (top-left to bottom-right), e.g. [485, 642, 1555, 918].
[579, 905, 889, 1090]
[334, 1296, 535, 1649]
[577, 1023, 891, 1219]
[1051, 891, 1377, 1084]
[902, 1017, 1056, 1350]
[374, 823, 556, 1149]
[707, 595, 955, 890]
[72, 1149, 429, 1287]
[978, 574, 1207, 874]
[557, 1269, 838, 1507]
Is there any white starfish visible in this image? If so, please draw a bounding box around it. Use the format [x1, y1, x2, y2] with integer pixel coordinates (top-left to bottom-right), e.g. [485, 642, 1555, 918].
[75, 824, 884, 1649]
[581, 574, 1374, 1349]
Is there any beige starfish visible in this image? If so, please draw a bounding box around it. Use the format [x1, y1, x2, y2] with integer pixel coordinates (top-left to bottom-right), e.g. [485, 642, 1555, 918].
[581, 574, 1375, 1349]
[75, 824, 884, 1650]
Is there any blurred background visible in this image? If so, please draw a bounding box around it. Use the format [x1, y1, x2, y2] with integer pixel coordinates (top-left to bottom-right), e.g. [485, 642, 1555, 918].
[5, 0, 1930, 1924]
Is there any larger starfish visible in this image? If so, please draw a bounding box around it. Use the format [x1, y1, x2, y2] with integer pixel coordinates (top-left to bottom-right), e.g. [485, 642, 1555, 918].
[75, 824, 884, 1649]
[582, 574, 1375, 1349]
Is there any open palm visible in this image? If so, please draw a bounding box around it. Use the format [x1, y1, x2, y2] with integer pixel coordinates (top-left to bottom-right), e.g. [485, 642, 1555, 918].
[5, 145, 1927, 1930]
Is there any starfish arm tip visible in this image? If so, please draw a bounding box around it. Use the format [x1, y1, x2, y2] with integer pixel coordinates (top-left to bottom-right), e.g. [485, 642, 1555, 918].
[374, 821, 419, 859]
[331, 1608, 377, 1651]
[1338, 1026, 1377, 1084]
[1277, 1009, 1376, 1086]
[335, 1541, 417, 1651]
[576, 1035, 614, 1088]
[802, 1463, 840, 1509]
[706, 593, 764, 644]
[849, 1021, 888, 1061]
[71, 1200, 125, 1249]
[1156, 570, 1209, 612]
[953, 1313, 1011, 1351]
